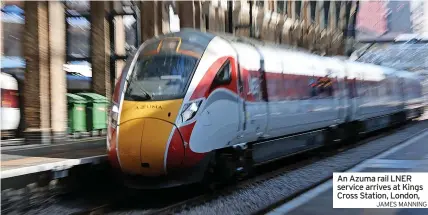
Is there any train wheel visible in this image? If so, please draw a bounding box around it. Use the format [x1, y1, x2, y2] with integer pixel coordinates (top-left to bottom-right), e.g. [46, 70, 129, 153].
[344, 121, 360, 145]
[215, 153, 239, 184]
[241, 147, 254, 179]
[199, 154, 220, 191]
[218, 146, 253, 182]
[199, 146, 254, 191]
[322, 129, 336, 150]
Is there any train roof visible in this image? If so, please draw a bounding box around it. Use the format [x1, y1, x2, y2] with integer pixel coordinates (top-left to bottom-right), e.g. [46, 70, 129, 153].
[161, 28, 217, 41]
[341, 60, 391, 81]
[211, 31, 310, 54]
[395, 70, 422, 80]
[344, 60, 423, 82]
[142, 28, 311, 58]
[142, 29, 420, 82]
[141, 28, 216, 57]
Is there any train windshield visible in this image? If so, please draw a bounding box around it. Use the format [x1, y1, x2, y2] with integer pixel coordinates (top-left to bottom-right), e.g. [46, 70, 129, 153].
[124, 54, 198, 101]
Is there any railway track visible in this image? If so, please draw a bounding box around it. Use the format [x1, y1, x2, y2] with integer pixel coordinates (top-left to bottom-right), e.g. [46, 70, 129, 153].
[65, 118, 425, 215]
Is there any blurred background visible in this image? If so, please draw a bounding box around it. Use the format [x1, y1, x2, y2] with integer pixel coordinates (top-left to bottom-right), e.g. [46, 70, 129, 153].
[1, 0, 427, 143]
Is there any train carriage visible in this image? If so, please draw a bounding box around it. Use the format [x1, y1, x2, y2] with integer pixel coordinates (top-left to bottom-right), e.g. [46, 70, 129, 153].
[1, 72, 21, 138]
[107, 29, 424, 189]
[343, 62, 405, 133]
[0, 62, 92, 139]
[396, 71, 425, 119]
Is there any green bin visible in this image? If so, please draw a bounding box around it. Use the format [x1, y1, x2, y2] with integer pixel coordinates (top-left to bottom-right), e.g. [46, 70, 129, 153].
[76, 93, 109, 131]
[67, 93, 87, 134]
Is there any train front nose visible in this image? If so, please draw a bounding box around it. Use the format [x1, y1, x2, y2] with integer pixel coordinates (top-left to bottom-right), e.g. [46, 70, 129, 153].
[116, 100, 185, 176]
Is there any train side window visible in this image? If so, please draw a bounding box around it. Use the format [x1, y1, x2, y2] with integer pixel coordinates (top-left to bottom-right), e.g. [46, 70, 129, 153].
[212, 60, 232, 87]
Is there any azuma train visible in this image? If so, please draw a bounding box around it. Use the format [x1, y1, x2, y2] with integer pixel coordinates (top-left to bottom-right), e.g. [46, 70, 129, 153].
[107, 29, 425, 189]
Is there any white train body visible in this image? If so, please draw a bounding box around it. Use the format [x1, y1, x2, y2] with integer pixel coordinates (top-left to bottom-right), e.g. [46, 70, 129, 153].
[1, 72, 21, 137]
[102, 29, 424, 188]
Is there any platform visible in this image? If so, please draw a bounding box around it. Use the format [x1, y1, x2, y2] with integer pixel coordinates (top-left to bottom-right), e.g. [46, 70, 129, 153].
[1, 137, 107, 179]
[267, 129, 428, 215]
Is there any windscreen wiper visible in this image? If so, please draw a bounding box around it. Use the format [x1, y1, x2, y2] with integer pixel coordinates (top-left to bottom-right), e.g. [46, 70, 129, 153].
[128, 94, 151, 101]
[125, 78, 152, 100]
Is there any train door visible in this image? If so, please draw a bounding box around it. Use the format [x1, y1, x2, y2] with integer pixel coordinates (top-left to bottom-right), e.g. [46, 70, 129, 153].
[343, 64, 358, 122]
[399, 76, 406, 110]
[233, 43, 268, 143]
[331, 62, 347, 124]
[309, 65, 338, 128]
[355, 69, 365, 120]
[245, 65, 269, 139]
[263, 50, 287, 138]
[330, 66, 344, 124]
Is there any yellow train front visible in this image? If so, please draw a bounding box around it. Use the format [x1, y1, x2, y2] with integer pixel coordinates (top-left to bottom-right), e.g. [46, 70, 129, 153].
[107, 30, 216, 189]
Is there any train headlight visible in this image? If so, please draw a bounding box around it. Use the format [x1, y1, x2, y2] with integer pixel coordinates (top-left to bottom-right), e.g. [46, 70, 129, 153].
[181, 100, 202, 123]
[109, 103, 119, 129]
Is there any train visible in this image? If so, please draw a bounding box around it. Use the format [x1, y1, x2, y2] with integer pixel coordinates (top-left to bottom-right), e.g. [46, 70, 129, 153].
[1, 72, 21, 138]
[1, 62, 92, 139]
[107, 29, 425, 189]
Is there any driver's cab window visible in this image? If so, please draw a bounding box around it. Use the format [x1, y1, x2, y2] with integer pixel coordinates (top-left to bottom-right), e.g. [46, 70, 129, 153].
[214, 60, 232, 84]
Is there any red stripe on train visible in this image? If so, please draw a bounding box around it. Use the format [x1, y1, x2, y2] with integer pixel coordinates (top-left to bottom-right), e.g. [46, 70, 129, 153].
[178, 122, 206, 168]
[112, 71, 125, 104]
[166, 128, 185, 170]
[190, 56, 239, 100]
[107, 127, 121, 169]
[1, 89, 19, 108]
